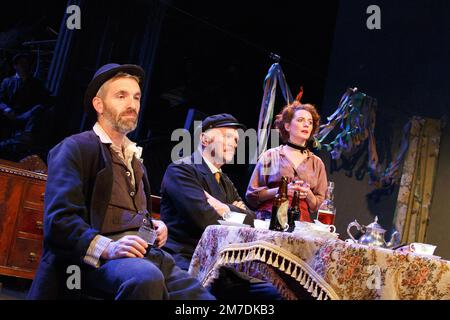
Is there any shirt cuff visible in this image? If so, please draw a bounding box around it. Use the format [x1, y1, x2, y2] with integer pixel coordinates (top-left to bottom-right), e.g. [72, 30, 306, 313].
[83, 235, 112, 268]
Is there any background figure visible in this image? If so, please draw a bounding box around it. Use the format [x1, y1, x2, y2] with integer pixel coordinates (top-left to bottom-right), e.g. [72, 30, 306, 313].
[0, 53, 52, 161]
[246, 101, 328, 222]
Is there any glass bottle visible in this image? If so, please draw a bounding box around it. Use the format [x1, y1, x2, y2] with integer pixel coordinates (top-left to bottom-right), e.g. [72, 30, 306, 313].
[269, 176, 289, 231]
[287, 190, 300, 232]
[317, 181, 336, 225]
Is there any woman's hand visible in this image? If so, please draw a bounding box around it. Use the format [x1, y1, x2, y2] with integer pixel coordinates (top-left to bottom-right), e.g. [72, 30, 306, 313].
[288, 180, 310, 199]
[288, 181, 301, 197]
[297, 182, 311, 200]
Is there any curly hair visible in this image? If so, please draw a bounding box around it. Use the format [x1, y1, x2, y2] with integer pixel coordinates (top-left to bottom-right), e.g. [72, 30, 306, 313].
[273, 101, 321, 146]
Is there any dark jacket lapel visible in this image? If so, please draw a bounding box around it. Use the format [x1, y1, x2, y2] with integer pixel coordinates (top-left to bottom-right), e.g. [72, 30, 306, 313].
[89, 138, 113, 230]
[141, 162, 152, 213]
[191, 153, 227, 202]
[132, 157, 145, 191]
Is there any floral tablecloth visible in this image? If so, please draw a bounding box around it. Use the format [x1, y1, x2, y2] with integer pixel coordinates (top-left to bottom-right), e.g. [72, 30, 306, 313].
[188, 225, 450, 300]
[313, 240, 450, 299]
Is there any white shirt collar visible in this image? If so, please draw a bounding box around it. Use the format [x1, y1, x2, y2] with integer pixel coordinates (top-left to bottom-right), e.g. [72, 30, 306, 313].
[93, 122, 113, 144]
[202, 155, 221, 175]
[93, 122, 143, 160]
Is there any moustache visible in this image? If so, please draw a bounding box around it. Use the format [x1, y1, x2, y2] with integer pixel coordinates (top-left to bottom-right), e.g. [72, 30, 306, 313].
[119, 109, 138, 118]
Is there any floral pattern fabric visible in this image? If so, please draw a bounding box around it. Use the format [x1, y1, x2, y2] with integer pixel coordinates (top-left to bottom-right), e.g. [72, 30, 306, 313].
[313, 240, 450, 299]
[189, 225, 450, 300]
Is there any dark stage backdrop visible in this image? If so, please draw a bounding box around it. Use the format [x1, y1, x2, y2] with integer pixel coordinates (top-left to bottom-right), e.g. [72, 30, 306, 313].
[137, 0, 340, 197]
[1, 0, 339, 198]
[3, 1, 448, 257]
[321, 0, 450, 258]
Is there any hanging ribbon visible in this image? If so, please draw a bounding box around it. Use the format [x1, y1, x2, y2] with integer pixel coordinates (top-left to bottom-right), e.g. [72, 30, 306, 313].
[253, 66, 410, 188]
[253, 63, 293, 163]
[317, 88, 411, 188]
[375, 120, 411, 188]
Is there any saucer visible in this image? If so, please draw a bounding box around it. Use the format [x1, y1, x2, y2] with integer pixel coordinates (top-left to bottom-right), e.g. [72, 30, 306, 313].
[410, 252, 441, 259]
[218, 220, 249, 228]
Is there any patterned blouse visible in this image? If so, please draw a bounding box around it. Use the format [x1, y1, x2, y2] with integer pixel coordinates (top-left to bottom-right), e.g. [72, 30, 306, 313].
[246, 145, 328, 220]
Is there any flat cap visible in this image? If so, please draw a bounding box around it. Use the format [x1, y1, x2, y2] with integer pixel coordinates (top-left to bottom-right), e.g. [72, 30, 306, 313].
[84, 63, 144, 111]
[201, 113, 246, 131]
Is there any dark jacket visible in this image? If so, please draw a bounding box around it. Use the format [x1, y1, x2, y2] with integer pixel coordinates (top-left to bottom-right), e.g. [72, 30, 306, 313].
[28, 130, 153, 299]
[160, 153, 255, 270]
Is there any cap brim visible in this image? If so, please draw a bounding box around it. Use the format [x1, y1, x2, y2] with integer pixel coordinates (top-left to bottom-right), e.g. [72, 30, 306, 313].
[213, 122, 247, 130]
[84, 64, 145, 112]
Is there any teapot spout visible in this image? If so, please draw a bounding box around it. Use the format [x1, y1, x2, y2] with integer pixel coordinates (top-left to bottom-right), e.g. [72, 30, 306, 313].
[386, 230, 400, 248]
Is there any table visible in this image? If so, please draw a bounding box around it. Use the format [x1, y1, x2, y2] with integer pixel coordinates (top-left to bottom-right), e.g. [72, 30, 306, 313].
[188, 225, 450, 300]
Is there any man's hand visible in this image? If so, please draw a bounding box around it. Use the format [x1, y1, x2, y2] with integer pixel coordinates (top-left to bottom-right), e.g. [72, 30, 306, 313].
[101, 235, 148, 260]
[232, 200, 247, 211]
[204, 191, 230, 217]
[152, 219, 168, 248]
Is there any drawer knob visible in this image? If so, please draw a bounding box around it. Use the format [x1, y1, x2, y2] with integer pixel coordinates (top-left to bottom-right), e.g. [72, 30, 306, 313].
[36, 221, 43, 230]
[28, 252, 37, 262]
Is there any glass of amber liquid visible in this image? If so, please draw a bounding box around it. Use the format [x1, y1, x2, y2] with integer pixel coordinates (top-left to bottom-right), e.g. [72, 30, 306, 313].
[317, 181, 336, 225]
[317, 210, 335, 225]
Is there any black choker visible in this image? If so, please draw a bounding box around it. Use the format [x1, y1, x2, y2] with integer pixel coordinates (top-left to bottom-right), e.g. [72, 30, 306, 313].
[286, 141, 308, 153]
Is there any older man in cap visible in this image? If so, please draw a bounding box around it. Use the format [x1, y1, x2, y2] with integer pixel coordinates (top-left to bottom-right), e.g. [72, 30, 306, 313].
[160, 114, 281, 299]
[28, 63, 214, 300]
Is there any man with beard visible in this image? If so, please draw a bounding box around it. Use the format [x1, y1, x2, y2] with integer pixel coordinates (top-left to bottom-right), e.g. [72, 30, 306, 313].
[28, 63, 214, 300]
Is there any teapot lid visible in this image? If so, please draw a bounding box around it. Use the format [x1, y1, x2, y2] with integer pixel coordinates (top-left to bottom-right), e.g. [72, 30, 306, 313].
[366, 216, 386, 232]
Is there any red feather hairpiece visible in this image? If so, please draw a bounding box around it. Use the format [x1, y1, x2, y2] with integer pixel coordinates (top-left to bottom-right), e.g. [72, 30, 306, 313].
[295, 86, 304, 102]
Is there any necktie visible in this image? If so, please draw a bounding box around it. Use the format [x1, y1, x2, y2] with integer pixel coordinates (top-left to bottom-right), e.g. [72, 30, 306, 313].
[214, 172, 221, 184]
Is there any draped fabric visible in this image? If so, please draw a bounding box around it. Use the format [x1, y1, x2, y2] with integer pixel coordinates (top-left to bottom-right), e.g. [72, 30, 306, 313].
[317, 88, 411, 188]
[203, 240, 340, 300]
[393, 117, 443, 243]
[46, 0, 82, 96]
[188, 225, 340, 300]
[253, 63, 293, 163]
[317, 88, 379, 179]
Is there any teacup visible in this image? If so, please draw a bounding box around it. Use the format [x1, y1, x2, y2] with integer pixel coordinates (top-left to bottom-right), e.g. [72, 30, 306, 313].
[409, 242, 436, 255]
[312, 220, 336, 233]
[294, 221, 313, 230]
[225, 211, 246, 224]
[254, 219, 269, 229]
[294, 220, 336, 233]
[312, 224, 336, 233]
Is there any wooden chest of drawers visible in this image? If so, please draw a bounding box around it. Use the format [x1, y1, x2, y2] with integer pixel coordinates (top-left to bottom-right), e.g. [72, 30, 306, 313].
[0, 157, 46, 279]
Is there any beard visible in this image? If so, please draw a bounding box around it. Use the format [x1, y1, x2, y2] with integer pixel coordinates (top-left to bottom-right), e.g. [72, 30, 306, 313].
[103, 105, 138, 134]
